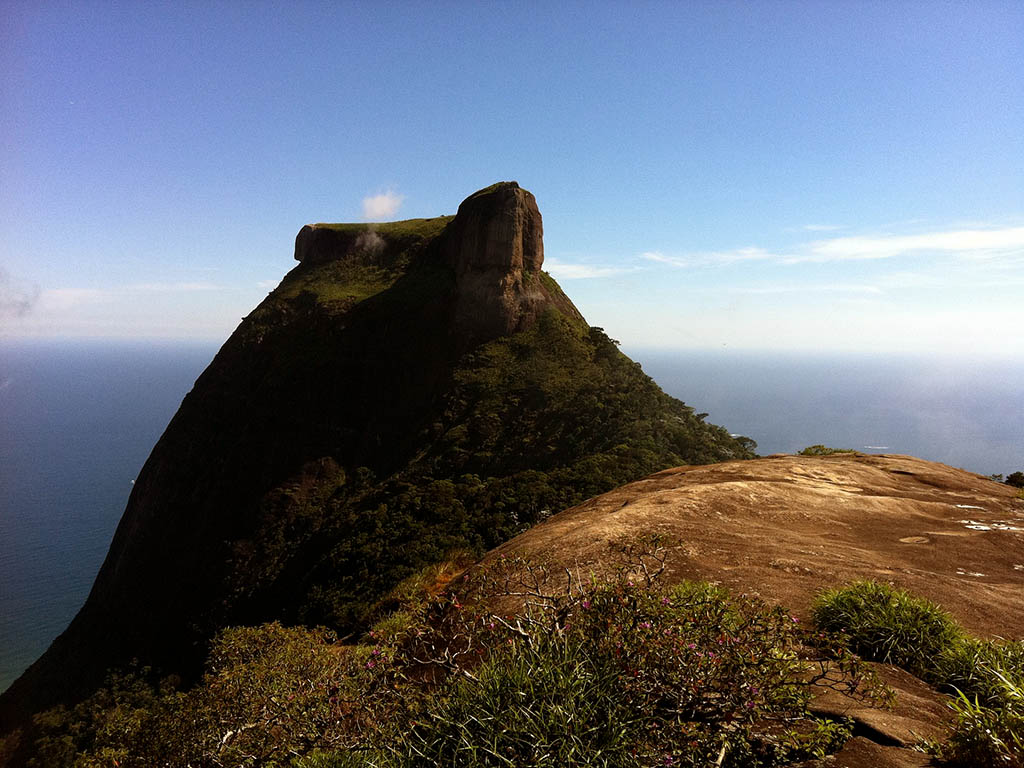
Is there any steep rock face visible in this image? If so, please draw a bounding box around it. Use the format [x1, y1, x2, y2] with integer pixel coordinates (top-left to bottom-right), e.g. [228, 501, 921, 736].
[0, 183, 754, 734]
[440, 182, 570, 342]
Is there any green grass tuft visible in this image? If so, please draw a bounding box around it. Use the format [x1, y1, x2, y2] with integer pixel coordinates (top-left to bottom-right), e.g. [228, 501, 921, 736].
[811, 580, 963, 679]
[929, 670, 1024, 767]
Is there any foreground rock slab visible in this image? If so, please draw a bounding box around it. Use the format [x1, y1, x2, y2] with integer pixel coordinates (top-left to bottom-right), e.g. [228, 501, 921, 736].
[492, 453, 1024, 638]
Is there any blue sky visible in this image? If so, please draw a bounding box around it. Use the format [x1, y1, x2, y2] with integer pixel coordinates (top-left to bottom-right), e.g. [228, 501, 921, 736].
[1, 0, 1022, 356]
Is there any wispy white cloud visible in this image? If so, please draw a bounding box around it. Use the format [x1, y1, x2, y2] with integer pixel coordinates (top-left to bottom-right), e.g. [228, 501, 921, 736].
[38, 288, 108, 311]
[797, 225, 1024, 263]
[642, 224, 1024, 269]
[802, 223, 843, 232]
[257, 279, 279, 289]
[735, 283, 883, 295]
[31, 283, 222, 315]
[641, 247, 785, 268]
[125, 282, 222, 292]
[362, 190, 404, 221]
[545, 258, 635, 280]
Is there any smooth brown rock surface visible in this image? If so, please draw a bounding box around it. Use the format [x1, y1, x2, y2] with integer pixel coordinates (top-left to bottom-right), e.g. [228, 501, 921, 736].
[490, 453, 1024, 638]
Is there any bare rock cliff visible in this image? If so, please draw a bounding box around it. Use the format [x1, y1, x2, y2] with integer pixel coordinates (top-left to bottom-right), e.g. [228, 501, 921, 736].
[441, 182, 557, 341]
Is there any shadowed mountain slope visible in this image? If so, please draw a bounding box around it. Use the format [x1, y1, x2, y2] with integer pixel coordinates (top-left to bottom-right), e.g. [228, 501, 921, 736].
[0, 182, 754, 730]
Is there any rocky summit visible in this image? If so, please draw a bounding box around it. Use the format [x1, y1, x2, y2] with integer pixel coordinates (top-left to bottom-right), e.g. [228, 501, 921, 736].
[0, 183, 753, 731]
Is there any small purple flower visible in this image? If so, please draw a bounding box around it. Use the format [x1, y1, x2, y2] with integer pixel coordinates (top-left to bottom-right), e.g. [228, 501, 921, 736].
[582, 600, 591, 609]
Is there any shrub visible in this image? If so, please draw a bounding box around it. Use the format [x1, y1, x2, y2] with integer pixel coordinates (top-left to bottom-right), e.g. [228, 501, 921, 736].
[1005, 471, 1024, 488]
[798, 445, 857, 456]
[381, 558, 876, 767]
[811, 580, 963, 680]
[814, 581, 1024, 766]
[395, 629, 635, 767]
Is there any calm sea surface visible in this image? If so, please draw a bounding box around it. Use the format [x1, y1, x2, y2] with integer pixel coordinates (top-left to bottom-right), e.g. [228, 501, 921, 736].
[2, 341, 1022, 692]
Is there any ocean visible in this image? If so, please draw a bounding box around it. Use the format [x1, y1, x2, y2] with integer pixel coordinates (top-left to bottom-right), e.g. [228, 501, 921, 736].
[1, 340, 1022, 693]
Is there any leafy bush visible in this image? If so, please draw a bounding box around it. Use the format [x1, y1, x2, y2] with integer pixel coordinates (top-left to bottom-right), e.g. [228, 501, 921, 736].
[1005, 471, 1024, 488]
[377, 552, 876, 767]
[31, 624, 389, 768]
[811, 580, 963, 680]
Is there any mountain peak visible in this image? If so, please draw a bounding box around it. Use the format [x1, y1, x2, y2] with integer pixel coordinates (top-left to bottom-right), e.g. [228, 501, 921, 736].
[441, 182, 566, 343]
[446, 181, 542, 273]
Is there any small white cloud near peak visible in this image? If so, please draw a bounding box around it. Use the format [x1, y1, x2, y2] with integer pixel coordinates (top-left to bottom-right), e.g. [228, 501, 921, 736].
[362, 190, 404, 221]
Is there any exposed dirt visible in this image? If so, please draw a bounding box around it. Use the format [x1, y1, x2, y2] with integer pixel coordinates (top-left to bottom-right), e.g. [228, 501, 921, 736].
[485, 453, 1024, 767]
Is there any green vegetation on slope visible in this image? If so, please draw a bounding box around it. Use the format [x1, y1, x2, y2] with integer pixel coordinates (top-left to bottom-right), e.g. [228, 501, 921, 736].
[311, 216, 455, 239]
[797, 445, 859, 456]
[0, 198, 757, 758]
[263, 217, 454, 310]
[255, 310, 756, 630]
[29, 554, 882, 767]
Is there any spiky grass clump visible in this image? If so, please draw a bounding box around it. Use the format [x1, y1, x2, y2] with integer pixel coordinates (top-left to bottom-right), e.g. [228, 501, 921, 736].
[936, 639, 1024, 705]
[811, 580, 963, 680]
[931, 669, 1024, 767]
